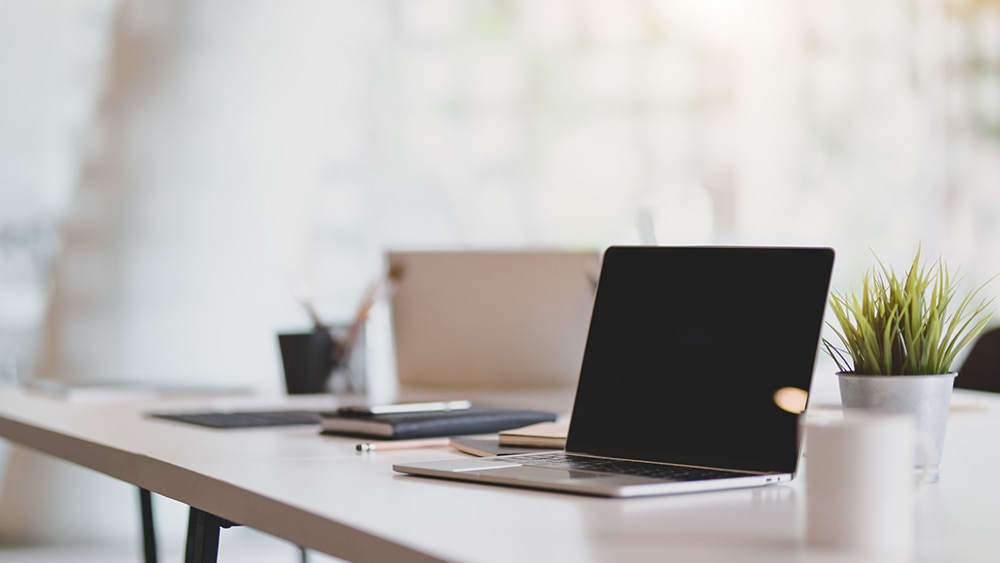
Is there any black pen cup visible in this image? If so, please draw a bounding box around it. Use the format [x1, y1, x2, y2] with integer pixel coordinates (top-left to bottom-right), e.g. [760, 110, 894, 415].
[277, 324, 366, 395]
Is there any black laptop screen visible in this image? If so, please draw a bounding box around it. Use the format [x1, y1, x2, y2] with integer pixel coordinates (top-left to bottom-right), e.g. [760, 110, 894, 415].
[566, 246, 835, 474]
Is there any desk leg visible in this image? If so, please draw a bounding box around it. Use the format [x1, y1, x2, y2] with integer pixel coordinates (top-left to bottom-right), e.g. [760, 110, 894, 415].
[139, 488, 158, 563]
[184, 507, 237, 563]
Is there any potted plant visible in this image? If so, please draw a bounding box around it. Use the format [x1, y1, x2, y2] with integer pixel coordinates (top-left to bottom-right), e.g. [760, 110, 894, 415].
[822, 248, 994, 482]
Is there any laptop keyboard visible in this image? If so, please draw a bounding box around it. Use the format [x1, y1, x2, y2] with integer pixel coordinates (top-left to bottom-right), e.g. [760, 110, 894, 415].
[149, 410, 324, 429]
[495, 452, 751, 481]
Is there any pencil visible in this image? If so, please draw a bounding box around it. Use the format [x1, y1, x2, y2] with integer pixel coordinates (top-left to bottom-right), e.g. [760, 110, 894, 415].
[355, 438, 451, 453]
[342, 265, 404, 354]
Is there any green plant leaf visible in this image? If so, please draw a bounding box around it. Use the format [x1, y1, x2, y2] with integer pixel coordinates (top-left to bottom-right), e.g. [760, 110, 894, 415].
[822, 248, 995, 375]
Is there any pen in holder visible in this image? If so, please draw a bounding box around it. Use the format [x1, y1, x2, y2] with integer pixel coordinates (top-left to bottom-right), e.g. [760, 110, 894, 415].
[327, 323, 366, 394]
[282, 271, 398, 395]
[277, 324, 366, 395]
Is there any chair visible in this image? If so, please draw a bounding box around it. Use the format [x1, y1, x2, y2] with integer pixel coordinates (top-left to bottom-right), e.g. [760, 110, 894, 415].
[956, 327, 1000, 393]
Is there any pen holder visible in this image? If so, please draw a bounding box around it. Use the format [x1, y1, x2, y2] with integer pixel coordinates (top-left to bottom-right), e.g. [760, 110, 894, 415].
[277, 324, 366, 395]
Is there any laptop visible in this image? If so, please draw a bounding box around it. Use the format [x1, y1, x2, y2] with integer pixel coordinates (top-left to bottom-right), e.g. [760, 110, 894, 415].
[386, 249, 600, 388]
[393, 246, 835, 498]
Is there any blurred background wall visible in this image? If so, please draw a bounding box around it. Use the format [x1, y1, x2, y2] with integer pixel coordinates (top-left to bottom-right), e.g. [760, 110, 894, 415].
[1, 0, 999, 549]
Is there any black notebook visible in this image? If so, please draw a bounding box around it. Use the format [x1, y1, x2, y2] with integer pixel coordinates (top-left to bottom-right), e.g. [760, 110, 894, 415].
[319, 408, 557, 440]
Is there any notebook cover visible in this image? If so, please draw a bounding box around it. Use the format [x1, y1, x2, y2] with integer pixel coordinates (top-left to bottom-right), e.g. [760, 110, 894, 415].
[319, 408, 557, 440]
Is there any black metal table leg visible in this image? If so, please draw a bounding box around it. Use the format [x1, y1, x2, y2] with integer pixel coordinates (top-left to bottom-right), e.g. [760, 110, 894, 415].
[139, 488, 158, 563]
[185, 506, 238, 563]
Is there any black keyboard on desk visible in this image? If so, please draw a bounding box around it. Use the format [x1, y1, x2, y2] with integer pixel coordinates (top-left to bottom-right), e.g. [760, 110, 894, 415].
[149, 410, 324, 429]
[492, 452, 749, 481]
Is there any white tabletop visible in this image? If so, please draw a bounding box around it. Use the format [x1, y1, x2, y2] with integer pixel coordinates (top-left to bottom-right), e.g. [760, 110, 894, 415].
[0, 384, 998, 562]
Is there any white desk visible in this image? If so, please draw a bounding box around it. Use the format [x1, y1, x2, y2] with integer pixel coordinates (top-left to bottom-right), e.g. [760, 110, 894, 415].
[0, 385, 999, 562]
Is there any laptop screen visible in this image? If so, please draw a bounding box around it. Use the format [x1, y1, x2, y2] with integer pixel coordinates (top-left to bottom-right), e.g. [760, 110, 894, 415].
[566, 246, 835, 474]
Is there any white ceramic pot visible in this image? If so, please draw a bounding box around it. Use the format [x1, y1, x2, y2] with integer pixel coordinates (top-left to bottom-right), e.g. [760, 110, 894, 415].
[837, 372, 956, 483]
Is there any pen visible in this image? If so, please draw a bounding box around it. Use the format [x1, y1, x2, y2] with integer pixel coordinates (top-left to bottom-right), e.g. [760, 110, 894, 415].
[342, 279, 380, 354]
[341, 265, 405, 356]
[355, 438, 451, 453]
[290, 282, 329, 330]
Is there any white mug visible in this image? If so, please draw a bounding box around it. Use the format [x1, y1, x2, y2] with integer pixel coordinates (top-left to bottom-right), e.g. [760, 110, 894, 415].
[805, 413, 928, 554]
